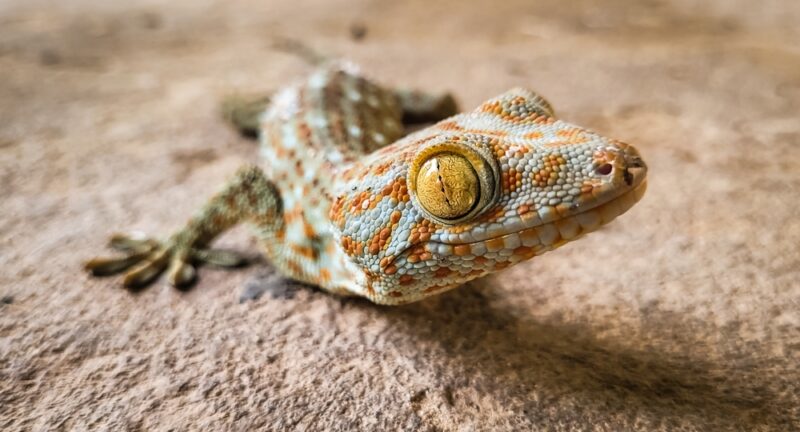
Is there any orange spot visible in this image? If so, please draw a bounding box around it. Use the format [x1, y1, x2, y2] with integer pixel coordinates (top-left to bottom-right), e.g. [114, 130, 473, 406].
[399, 275, 414, 285]
[476, 205, 505, 223]
[494, 262, 511, 270]
[434, 267, 453, 277]
[465, 128, 507, 137]
[485, 237, 505, 252]
[287, 260, 303, 274]
[513, 246, 536, 259]
[519, 229, 539, 245]
[373, 161, 392, 176]
[479, 101, 501, 114]
[437, 121, 462, 131]
[291, 244, 317, 259]
[454, 244, 471, 256]
[319, 268, 331, 282]
[423, 284, 450, 294]
[325, 241, 337, 255]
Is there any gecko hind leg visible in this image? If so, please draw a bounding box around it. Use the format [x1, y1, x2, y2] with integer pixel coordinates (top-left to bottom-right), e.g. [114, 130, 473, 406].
[395, 89, 459, 124]
[221, 94, 272, 138]
[85, 165, 282, 289]
[268, 35, 459, 124]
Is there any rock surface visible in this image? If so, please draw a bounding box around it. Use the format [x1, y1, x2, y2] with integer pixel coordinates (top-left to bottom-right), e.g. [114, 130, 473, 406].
[1, 0, 798, 430]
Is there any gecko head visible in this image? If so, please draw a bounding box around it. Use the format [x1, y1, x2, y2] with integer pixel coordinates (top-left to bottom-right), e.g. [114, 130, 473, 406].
[330, 90, 647, 305]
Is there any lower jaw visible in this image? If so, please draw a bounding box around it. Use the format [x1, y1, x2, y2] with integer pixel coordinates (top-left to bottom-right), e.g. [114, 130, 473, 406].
[424, 179, 648, 261]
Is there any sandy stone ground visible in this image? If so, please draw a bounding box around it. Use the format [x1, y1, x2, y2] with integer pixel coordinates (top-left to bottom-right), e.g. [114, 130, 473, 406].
[1, 0, 798, 430]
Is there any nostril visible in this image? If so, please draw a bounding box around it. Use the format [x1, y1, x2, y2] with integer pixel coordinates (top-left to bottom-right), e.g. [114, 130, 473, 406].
[595, 163, 613, 176]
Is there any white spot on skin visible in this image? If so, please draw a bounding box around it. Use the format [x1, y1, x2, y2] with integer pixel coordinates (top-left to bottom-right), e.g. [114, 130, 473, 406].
[309, 73, 328, 88]
[309, 113, 328, 129]
[367, 94, 380, 108]
[348, 125, 363, 138]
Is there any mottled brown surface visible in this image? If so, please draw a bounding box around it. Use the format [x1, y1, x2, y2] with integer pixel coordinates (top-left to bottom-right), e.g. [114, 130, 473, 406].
[1, 1, 798, 430]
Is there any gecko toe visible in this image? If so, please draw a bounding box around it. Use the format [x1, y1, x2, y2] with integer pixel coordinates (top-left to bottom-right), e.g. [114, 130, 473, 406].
[84, 253, 149, 276]
[167, 258, 197, 288]
[109, 233, 159, 253]
[122, 248, 171, 289]
[86, 233, 163, 278]
[192, 248, 247, 268]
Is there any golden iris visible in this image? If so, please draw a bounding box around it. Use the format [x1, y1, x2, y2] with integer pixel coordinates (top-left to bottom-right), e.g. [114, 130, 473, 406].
[415, 153, 479, 219]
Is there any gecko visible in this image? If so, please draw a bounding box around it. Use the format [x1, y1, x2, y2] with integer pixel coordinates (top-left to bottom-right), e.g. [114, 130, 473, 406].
[85, 62, 647, 305]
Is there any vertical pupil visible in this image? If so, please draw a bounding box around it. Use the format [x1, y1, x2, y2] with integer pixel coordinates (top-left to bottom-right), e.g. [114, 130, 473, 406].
[415, 153, 479, 219]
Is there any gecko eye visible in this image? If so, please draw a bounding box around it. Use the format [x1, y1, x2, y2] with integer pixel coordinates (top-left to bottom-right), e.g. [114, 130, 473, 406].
[409, 142, 498, 224]
[415, 153, 479, 220]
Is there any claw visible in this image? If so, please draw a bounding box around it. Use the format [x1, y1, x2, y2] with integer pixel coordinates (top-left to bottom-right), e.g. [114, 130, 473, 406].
[123, 248, 171, 289]
[167, 258, 197, 287]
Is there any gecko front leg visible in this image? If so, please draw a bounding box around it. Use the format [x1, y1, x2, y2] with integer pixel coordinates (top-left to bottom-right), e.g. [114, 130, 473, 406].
[85, 165, 282, 289]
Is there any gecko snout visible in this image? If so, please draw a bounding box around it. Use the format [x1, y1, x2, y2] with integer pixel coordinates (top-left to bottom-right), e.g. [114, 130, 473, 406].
[621, 147, 647, 187]
[594, 145, 647, 188]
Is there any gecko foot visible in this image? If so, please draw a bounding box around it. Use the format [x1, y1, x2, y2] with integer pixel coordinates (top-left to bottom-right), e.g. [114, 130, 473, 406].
[84, 233, 247, 290]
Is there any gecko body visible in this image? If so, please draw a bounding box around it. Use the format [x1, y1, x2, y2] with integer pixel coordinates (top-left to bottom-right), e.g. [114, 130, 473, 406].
[87, 63, 647, 305]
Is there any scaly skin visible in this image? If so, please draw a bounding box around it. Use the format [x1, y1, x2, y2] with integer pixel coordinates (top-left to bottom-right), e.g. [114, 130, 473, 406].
[86, 62, 647, 305]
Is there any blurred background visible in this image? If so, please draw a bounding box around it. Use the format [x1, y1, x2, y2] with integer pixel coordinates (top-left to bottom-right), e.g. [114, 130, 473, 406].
[1, 0, 798, 430]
